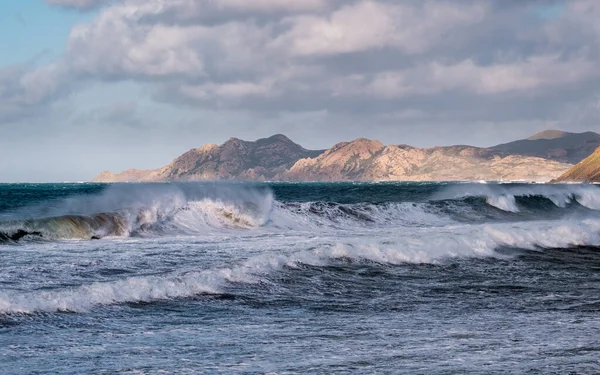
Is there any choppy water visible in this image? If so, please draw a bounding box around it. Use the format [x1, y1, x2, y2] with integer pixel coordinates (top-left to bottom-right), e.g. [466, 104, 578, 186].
[1, 182, 600, 374]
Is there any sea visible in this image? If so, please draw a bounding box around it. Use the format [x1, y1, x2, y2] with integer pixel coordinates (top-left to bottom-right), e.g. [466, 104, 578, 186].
[1, 182, 599, 374]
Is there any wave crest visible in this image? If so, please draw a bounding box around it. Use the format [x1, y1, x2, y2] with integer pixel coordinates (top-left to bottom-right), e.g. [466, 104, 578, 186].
[3, 183, 600, 242]
[3, 215, 600, 314]
[0, 183, 274, 241]
[434, 184, 600, 212]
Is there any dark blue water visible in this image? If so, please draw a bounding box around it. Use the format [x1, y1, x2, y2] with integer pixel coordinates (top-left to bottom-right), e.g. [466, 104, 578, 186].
[1, 182, 600, 374]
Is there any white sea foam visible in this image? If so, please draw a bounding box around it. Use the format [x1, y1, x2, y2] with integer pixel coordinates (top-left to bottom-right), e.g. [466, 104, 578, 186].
[3, 217, 600, 314]
[0, 272, 223, 314]
[135, 197, 272, 235]
[486, 195, 519, 212]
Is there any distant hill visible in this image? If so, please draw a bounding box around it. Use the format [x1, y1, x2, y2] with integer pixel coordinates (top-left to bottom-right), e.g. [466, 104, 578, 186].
[489, 130, 600, 164]
[95, 129, 600, 183]
[94, 134, 324, 182]
[526, 130, 570, 141]
[552, 147, 600, 182]
[285, 139, 570, 182]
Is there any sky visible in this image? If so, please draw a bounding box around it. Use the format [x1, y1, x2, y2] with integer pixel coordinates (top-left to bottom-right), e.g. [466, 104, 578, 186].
[1, 0, 600, 182]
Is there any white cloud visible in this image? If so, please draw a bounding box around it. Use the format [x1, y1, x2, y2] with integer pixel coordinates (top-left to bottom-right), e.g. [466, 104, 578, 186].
[5, 0, 600, 137]
[362, 55, 598, 98]
[0, 63, 69, 122]
[65, 5, 206, 78]
[273, 1, 487, 56]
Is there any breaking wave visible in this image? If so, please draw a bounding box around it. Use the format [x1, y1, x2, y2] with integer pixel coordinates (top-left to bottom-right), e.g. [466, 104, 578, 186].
[0, 183, 274, 242]
[3, 215, 600, 314]
[2, 183, 600, 242]
[433, 183, 600, 213]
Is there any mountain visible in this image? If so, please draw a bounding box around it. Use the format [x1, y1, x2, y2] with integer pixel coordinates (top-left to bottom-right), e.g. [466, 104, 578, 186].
[285, 139, 570, 182]
[94, 134, 323, 182]
[94, 131, 594, 183]
[552, 147, 600, 182]
[526, 130, 570, 140]
[489, 130, 600, 164]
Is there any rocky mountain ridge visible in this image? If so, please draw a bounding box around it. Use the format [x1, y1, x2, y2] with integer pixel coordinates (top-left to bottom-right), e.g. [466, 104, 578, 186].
[285, 139, 570, 182]
[489, 130, 600, 164]
[94, 134, 323, 182]
[93, 131, 595, 183]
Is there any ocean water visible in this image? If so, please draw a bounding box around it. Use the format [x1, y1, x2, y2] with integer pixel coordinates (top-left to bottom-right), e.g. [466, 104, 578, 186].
[1, 182, 600, 374]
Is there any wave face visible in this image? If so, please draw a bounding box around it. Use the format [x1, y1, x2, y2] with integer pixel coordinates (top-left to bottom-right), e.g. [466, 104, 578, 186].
[2, 182, 600, 242]
[2, 182, 600, 373]
[0, 183, 274, 241]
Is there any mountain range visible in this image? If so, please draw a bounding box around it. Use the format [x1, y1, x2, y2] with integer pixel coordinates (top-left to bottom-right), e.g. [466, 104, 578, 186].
[489, 130, 600, 164]
[93, 130, 600, 183]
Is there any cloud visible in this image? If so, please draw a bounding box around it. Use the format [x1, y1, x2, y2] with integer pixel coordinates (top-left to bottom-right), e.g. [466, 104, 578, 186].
[45, 0, 113, 11]
[6, 0, 600, 145]
[60, 0, 489, 82]
[134, 0, 331, 26]
[363, 54, 598, 98]
[65, 7, 206, 79]
[273, 1, 487, 57]
[0, 62, 70, 123]
[76, 100, 142, 127]
[58, 1, 596, 108]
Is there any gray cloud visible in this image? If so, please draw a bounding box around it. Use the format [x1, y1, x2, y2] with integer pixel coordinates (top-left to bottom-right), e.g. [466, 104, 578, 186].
[45, 0, 113, 11]
[54, 0, 598, 118]
[0, 62, 71, 124]
[136, 0, 334, 27]
[73, 101, 143, 128]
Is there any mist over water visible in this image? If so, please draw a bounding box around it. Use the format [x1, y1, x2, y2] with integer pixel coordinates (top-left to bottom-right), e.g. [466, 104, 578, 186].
[1, 182, 600, 374]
